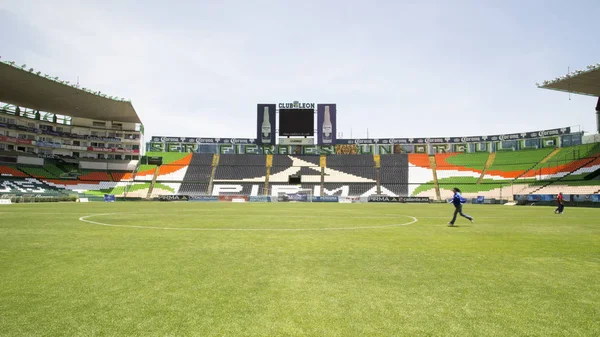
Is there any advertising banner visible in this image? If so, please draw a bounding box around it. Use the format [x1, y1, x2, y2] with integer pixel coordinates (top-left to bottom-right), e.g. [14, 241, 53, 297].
[317, 104, 337, 145]
[338, 196, 361, 203]
[0, 135, 33, 145]
[157, 195, 190, 201]
[337, 127, 571, 145]
[368, 196, 400, 203]
[476, 196, 485, 204]
[87, 147, 140, 154]
[103, 194, 116, 202]
[188, 196, 219, 202]
[312, 196, 339, 202]
[526, 195, 554, 202]
[278, 194, 309, 202]
[591, 195, 600, 203]
[150, 136, 257, 144]
[219, 195, 249, 202]
[248, 196, 272, 202]
[398, 197, 430, 203]
[257, 104, 276, 145]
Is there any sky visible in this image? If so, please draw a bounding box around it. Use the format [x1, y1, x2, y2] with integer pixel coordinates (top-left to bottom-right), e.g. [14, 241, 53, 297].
[1, 0, 599, 140]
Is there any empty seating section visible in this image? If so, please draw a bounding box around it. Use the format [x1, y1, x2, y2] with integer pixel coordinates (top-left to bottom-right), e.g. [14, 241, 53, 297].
[381, 184, 409, 196]
[111, 171, 132, 181]
[0, 166, 30, 177]
[214, 166, 266, 180]
[183, 166, 212, 182]
[179, 183, 210, 195]
[486, 148, 553, 177]
[79, 170, 111, 181]
[219, 155, 265, 166]
[441, 152, 489, 171]
[18, 166, 56, 178]
[0, 178, 69, 195]
[271, 155, 294, 167]
[325, 155, 374, 167]
[189, 154, 214, 166]
[156, 164, 188, 180]
[379, 155, 409, 195]
[325, 167, 376, 181]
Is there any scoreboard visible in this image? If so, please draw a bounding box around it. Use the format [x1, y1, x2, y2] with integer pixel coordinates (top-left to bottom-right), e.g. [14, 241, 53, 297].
[279, 108, 314, 136]
[256, 101, 337, 145]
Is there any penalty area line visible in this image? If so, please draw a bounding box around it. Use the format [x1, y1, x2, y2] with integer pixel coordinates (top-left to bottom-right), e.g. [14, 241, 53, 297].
[78, 213, 418, 231]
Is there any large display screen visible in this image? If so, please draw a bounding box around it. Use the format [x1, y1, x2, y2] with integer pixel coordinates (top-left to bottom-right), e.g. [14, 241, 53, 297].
[279, 109, 314, 136]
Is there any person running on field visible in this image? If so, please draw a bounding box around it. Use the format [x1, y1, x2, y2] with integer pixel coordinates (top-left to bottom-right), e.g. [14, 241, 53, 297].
[554, 192, 564, 214]
[448, 187, 474, 226]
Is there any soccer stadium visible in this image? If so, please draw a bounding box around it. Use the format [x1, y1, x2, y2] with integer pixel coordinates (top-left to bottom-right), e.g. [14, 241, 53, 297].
[2, 8, 600, 334]
[1, 57, 599, 336]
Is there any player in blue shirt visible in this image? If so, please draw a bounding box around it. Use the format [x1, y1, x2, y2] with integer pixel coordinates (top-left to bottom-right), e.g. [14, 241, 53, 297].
[448, 188, 474, 226]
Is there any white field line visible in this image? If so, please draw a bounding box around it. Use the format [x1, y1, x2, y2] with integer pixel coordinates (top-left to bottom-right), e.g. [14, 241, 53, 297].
[78, 213, 418, 231]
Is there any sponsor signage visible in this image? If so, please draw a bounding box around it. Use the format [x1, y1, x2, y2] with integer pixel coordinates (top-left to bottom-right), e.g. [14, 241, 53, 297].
[317, 104, 337, 145]
[337, 127, 571, 145]
[338, 196, 361, 203]
[104, 194, 116, 202]
[0, 135, 33, 145]
[35, 141, 61, 148]
[188, 196, 219, 202]
[257, 104, 276, 145]
[526, 194, 554, 202]
[87, 146, 140, 154]
[150, 136, 257, 144]
[279, 138, 314, 145]
[278, 102, 315, 109]
[368, 196, 400, 203]
[218, 195, 249, 202]
[591, 195, 600, 203]
[248, 196, 272, 202]
[398, 197, 430, 203]
[277, 194, 309, 202]
[157, 195, 189, 201]
[0, 199, 12, 205]
[312, 196, 339, 202]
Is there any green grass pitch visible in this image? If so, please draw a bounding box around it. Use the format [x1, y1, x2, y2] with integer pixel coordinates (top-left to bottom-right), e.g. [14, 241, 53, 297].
[1, 202, 599, 336]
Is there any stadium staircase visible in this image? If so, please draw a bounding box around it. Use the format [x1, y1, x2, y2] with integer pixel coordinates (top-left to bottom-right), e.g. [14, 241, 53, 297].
[264, 154, 273, 196]
[207, 154, 220, 195]
[374, 155, 381, 194]
[428, 155, 441, 201]
[477, 152, 496, 184]
[146, 166, 160, 199]
[320, 155, 326, 197]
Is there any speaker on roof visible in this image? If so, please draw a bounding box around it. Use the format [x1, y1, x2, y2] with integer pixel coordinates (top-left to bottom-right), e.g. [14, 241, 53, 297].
[288, 174, 301, 184]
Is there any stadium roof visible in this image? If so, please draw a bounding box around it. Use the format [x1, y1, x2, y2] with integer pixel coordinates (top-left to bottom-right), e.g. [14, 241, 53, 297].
[537, 63, 600, 97]
[0, 61, 141, 123]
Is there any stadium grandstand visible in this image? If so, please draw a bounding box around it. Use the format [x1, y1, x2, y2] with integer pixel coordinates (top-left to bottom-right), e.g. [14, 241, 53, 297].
[1, 60, 599, 203]
[0, 60, 143, 200]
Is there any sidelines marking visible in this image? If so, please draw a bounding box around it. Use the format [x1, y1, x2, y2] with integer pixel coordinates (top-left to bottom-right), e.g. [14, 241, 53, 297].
[78, 213, 418, 231]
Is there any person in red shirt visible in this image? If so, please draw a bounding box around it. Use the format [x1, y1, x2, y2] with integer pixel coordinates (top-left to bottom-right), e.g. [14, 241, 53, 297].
[554, 192, 564, 214]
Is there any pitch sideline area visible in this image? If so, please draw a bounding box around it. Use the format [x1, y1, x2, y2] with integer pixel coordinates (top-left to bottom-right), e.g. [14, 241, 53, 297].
[0, 202, 599, 336]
